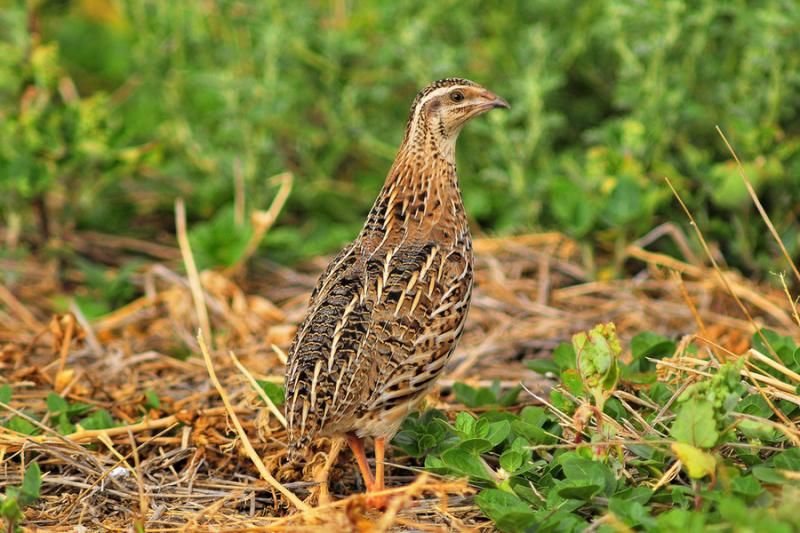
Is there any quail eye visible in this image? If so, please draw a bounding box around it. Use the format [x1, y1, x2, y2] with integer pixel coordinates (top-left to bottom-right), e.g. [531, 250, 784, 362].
[450, 91, 464, 102]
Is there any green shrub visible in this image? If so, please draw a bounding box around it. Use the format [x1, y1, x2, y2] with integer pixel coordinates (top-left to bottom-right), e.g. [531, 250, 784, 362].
[2, 1, 799, 276]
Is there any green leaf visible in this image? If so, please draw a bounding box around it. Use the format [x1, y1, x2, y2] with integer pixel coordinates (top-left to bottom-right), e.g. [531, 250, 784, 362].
[476, 489, 537, 533]
[392, 409, 454, 458]
[550, 390, 575, 415]
[604, 397, 625, 418]
[452, 383, 477, 407]
[556, 479, 602, 500]
[46, 392, 69, 414]
[533, 508, 587, 532]
[553, 342, 577, 371]
[670, 398, 719, 448]
[79, 409, 116, 430]
[525, 358, 559, 375]
[512, 405, 551, 445]
[485, 420, 511, 447]
[753, 330, 797, 361]
[5, 486, 19, 502]
[511, 420, 548, 445]
[423, 454, 449, 475]
[66, 401, 92, 417]
[608, 497, 655, 528]
[771, 447, 800, 470]
[731, 475, 763, 500]
[19, 462, 41, 506]
[56, 412, 75, 434]
[736, 395, 773, 418]
[737, 419, 781, 442]
[507, 481, 541, 506]
[709, 161, 761, 208]
[417, 434, 437, 453]
[656, 508, 707, 531]
[628, 443, 656, 460]
[715, 494, 795, 532]
[144, 389, 161, 409]
[256, 380, 285, 407]
[74, 295, 112, 321]
[733, 447, 762, 468]
[457, 438, 494, 455]
[559, 454, 615, 495]
[613, 486, 653, 505]
[453, 382, 497, 408]
[671, 442, 717, 479]
[631, 332, 675, 359]
[500, 449, 525, 473]
[0, 496, 22, 523]
[71, 258, 140, 316]
[0, 384, 11, 406]
[391, 430, 420, 456]
[498, 386, 522, 407]
[440, 448, 493, 481]
[642, 382, 675, 405]
[752, 466, 791, 485]
[7, 416, 38, 435]
[520, 406, 548, 427]
[454, 412, 477, 437]
[560, 369, 585, 397]
[668, 485, 696, 507]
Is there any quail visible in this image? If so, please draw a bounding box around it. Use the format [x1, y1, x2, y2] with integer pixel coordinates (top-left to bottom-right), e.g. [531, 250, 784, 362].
[285, 78, 509, 506]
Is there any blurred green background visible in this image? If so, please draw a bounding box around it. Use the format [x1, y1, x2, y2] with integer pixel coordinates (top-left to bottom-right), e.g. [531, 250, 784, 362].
[2, 0, 800, 288]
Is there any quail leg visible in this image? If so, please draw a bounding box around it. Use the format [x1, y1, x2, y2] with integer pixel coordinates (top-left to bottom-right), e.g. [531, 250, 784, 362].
[346, 434, 375, 491]
[367, 437, 390, 509]
[374, 437, 385, 492]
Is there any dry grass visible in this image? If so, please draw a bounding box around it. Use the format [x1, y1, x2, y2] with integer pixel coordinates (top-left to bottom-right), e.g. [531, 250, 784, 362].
[1, 204, 797, 530]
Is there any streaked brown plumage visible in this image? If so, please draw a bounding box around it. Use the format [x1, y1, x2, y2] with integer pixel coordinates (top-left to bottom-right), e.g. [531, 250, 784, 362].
[284, 78, 509, 504]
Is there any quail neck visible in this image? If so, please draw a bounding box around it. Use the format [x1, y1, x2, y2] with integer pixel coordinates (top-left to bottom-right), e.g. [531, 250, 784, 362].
[365, 78, 510, 246]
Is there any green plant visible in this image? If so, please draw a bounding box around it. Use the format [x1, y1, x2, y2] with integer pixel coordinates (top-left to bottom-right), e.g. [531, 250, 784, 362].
[397, 324, 799, 532]
[0, 462, 41, 532]
[256, 380, 285, 407]
[2, 386, 120, 437]
[0, 6, 140, 246]
[2, 1, 799, 280]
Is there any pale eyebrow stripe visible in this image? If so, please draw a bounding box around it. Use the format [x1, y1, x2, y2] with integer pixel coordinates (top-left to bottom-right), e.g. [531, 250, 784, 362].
[408, 85, 469, 138]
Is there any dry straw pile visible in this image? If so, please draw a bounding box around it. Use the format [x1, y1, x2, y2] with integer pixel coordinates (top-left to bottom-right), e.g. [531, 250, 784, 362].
[1, 167, 798, 531]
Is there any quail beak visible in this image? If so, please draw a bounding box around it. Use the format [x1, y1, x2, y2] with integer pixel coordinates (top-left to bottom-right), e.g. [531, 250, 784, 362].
[479, 90, 510, 110]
